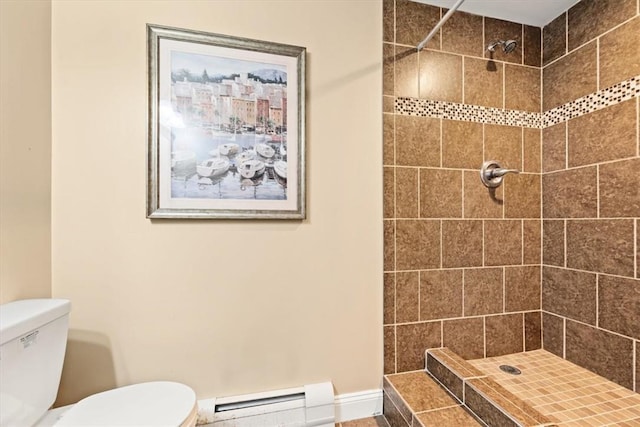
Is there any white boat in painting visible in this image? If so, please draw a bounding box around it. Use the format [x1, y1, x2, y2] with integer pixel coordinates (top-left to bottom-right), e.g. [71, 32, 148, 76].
[239, 159, 266, 179]
[197, 157, 230, 178]
[274, 160, 287, 180]
[236, 149, 257, 165]
[219, 143, 240, 156]
[255, 143, 275, 159]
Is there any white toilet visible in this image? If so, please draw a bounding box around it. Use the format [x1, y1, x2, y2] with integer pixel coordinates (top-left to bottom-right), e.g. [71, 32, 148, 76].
[0, 299, 198, 427]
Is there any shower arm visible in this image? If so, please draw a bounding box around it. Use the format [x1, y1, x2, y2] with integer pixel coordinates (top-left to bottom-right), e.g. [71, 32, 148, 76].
[417, 0, 466, 51]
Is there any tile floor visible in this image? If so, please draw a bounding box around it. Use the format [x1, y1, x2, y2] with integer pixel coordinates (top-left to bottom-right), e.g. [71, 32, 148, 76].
[469, 349, 640, 426]
[338, 416, 389, 426]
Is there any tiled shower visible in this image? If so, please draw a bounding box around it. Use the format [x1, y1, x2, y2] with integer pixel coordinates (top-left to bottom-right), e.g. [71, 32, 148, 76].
[383, 0, 639, 400]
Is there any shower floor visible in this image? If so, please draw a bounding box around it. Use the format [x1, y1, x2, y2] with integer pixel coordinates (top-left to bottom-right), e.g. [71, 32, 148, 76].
[468, 350, 640, 426]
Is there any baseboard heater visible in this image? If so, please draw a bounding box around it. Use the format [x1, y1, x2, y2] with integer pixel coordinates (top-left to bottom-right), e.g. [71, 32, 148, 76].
[196, 381, 334, 427]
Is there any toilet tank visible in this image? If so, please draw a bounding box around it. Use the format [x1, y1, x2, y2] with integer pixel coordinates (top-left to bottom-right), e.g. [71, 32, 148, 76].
[0, 299, 71, 427]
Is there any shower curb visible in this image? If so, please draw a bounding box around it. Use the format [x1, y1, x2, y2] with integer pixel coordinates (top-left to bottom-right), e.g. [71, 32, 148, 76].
[382, 348, 558, 427]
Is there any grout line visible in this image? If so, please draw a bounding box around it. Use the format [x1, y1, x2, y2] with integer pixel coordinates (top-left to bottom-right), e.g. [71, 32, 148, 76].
[596, 38, 600, 92]
[563, 220, 567, 268]
[522, 312, 525, 351]
[521, 220, 525, 265]
[565, 11, 568, 58]
[417, 270, 421, 322]
[564, 121, 569, 170]
[483, 316, 487, 358]
[461, 170, 465, 218]
[596, 164, 600, 218]
[417, 167, 421, 218]
[502, 267, 506, 313]
[462, 56, 466, 104]
[439, 118, 443, 168]
[482, 220, 485, 267]
[635, 219, 638, 279]
[439, 220, 443, 269]
[462, 269, 466, 317]
[634, 340, 637, 393]
[562, 317, 566, 359]
[595, 274, 599, 328]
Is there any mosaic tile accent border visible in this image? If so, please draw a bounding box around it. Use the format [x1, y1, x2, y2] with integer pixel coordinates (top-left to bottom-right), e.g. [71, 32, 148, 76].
[394, 75, 640, 129]
[543, 76, 640, 127]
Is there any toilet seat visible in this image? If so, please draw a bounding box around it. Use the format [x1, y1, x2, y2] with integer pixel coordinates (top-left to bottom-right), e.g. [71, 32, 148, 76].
[54, 382, 197, 427]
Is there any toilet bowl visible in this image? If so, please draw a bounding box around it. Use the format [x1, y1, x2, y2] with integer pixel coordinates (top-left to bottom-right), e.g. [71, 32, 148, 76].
[0, 299, 198, 427]
[53, 382, 197, 427]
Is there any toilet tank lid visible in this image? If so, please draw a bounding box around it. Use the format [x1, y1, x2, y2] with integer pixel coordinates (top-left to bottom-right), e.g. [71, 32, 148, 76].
[0, 299, 71, 346]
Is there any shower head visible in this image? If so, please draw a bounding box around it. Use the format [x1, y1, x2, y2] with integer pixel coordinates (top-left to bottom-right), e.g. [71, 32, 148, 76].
[487, 39, 518, 54]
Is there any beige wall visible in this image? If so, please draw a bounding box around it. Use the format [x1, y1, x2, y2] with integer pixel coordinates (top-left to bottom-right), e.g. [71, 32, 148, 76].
[51, 1, 382, 404]
[0, 0, 52, 303]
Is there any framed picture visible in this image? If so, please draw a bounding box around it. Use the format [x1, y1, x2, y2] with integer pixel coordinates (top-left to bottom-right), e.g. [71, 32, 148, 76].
[147, 24, 306, 219]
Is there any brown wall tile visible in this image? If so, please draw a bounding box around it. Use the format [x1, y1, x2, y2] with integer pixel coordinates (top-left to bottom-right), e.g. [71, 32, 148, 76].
[523, 128, 541, 173]
[638, 220, 639, 280]
[463, 171, 503, 218]
[568, 0, 637, 51]
[384, 166, 394, 219]
[486, 313, 524, 357]
[383, 43, 394, 96]
[464, 268, 503, 316]
[395, 0, 440, 47]
[442, 120, 483, 169]
[523, 220, 541, 264]
[384, 273, 395, 325]
[599, 158, 640, 218]
[566, 219, 635, 277]
[464, 57, 503, 108]
[396, 271, 419, 323]
[542, 266, 597, 324]
[383, 113, 394, 165]
[568, 99, 637, 167]
[505, 174, 541, 219]
[565, 319, 634, 389]
[396, 167, 418, 218]
[396, 321, 441, 372]
[383, 0, 394, 43]
[484, 17, 523, 64]
[442, 220, 483, 267]
[384, 220, 395, 271]
[443, 317, 484, 359]
[542, 122, 566, 172]
[524, 25, 541, 67]
[395, 115, 440, 167]
[419, 50, 463, 102]
[543, 41, 597, 111]
[383, 96, 394, 113]
[505, 65, 541, 113]
[599, 17, 640, 89]
[484, 124, 522, 170]
[543, 220, 564, 266]
[442, 10, 484, 57]
[420, 270, 463, 320]
[542, 167, 597, 218]
[599, 275, 640, 339]
[505, 266, 541, 312]
[543, 12, 566, 66]
[420, 169, 462, 218]
[484, 220, 522, 266]
[396, 220, 440, 270]
[542, 311, 564, 357]
[525, 311, 542, 351]
[384, 325, 396, 374]
[394, 46, 419, 98]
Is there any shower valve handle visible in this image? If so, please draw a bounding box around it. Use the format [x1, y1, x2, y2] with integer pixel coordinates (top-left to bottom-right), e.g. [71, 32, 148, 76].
[480, 160, 520, 188]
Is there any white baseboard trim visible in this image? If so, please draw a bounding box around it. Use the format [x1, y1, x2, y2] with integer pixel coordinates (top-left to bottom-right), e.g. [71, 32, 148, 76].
[334, 389, 383, 423]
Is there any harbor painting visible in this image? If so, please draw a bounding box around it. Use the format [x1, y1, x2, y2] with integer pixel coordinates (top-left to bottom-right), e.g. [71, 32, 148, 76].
[147, 25, 306, 219]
